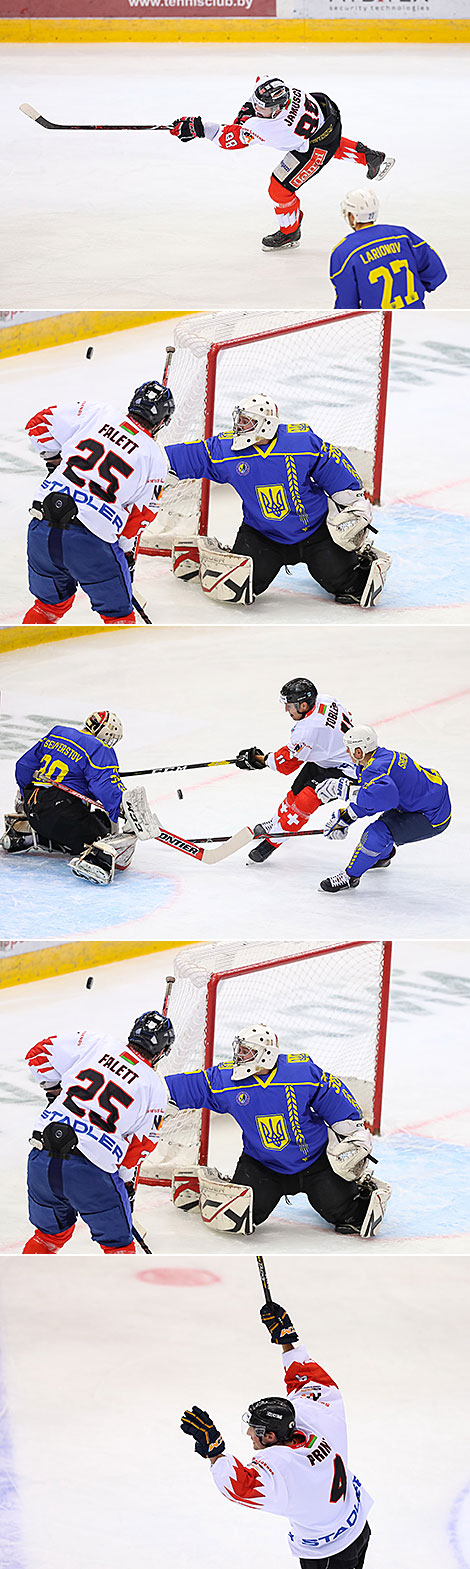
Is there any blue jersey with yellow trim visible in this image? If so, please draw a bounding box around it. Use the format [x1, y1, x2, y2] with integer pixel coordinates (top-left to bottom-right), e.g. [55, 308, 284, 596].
[165, 1053, 362, 1173]
[165, 424, 362, 545]
[15, 725, 124, 820]
[353, 745, 451, 827]
[330, 223, 447, 311]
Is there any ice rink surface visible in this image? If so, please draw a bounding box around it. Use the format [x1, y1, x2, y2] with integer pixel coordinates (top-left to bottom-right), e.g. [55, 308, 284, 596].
[1, 44, 468, 307]
[0, 1253, 469, 1569]
[1, 625, 469, 939]
[1, 313, 470, 627]
[1, 941, 469, 1257]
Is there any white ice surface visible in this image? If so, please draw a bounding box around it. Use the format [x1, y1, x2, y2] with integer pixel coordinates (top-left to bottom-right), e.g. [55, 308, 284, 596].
[0, 1255, 469, 1569]
[1, 625, 469, 939]
[1, 313, 470, 626]
[1, 941, 469, 1256]
[1, 44, 468, 307]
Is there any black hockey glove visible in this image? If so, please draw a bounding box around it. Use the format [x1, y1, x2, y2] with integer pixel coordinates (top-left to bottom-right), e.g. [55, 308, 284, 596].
[123, 1176, 136, 1211]
[169, 116, 205, 142]
[235, 747, 267, 771]
[234, 100, 255, 125]
[181, 1406, 225, 1460]
[260, 1302, 299, 1345]
[45, 453, 62, 474]
[45, 1083, 62, 1104]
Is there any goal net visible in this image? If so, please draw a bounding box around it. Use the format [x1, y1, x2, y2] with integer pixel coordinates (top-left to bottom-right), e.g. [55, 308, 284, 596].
[140, 311, 391, 556]
[143, 939, 392, 1184]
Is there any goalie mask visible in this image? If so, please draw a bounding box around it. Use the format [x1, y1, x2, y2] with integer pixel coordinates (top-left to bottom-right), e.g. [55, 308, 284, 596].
[344, 724, 378, 763]
[128, 380, 175, 436]
[251, 78, 290, 117]
[231, 1024, 279, 1081]
[341, 188, 379, 226]
[128, 1010, 175, 1065]
[231, 395, 279, 452]
[83, 710, 123, 748]
[243, 1398, 296, 1443]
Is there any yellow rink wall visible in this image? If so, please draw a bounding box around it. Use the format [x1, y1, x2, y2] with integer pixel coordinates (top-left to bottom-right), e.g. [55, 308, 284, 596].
[1, 18, 469, 40]
[0, 628, 109, 652]
[0, 940, 197, 989]
[0, 310, 191, 360]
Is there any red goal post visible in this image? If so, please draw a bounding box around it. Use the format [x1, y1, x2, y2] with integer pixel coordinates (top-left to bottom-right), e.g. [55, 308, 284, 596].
[143, 939, 392, 1185]
[140, 311, 392, 557]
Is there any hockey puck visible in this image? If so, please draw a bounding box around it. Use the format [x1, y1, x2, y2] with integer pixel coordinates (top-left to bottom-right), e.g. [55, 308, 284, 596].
[177, 789, 183, 800]
[86, 975, 94, 990]
[86, 346, 94, 360]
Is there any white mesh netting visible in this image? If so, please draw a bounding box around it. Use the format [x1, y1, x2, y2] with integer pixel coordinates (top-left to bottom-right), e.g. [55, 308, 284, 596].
[145, 940, 388, 1182]
[142, 311, 387, 552]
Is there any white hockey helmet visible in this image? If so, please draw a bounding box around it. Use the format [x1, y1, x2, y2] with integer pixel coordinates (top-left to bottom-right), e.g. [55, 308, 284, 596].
[83, 710, 123, 748]
[343, 724, 378, 763]
[231, 395, 279, 451]
[341, 188, 379, 226]
[231, 1024, 279, 1081]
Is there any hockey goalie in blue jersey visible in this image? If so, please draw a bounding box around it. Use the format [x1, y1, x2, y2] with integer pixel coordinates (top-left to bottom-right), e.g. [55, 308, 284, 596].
[330, 188, 447, 311]
[317, 723, 452, 893]
[2, 708, 159, 887]
[164, 399, 391, 608]
[163, 1025, 391, 1237]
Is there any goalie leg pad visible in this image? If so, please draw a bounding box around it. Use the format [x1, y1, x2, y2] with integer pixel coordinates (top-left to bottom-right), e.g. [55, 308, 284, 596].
[172, 1169, 201, 1213]
[69, 840, 118, 885]
[113, 832, 138, 870]
[199, 1172, 254, 1234]
[172, 540, 201, 583]
[359, 547, 392, 609]
[199, 539, 253, 605]
[359, 1177, 393, 1237]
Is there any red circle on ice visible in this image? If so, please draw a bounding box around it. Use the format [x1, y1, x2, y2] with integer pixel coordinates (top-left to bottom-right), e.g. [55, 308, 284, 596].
[137, 1268, 222, 1287]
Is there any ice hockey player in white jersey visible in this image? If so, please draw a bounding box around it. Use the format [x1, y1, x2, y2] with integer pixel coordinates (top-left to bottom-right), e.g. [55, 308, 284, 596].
[181, 1299, 373, 1566]
[235, 676, 357, 864]
[169, 76, 394, 251]
[23, 1009, 174, 1254]
[23, 380, 173, 624]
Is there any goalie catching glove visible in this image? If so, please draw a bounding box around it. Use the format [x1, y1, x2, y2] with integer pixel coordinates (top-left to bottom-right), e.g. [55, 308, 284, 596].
[326, 489, 373, 552]
[327, 1118, 374, 1182]
[260, 1301, 299, 1345]
[181, 1407, 225, 1460]
[121, 786, 161, 840]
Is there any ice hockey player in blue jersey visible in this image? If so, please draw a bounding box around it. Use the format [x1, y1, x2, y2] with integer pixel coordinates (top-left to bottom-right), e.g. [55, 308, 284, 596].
[330, 188, 447, 311]
[318, 723, 452, 893]
[164, 1025, 391, 1237]
[164, 397, 391, 608]
[2, 709, 158, 886]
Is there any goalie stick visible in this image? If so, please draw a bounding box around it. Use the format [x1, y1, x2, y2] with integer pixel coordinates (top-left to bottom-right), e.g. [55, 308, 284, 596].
[20, 104, 172, 132]
[153, 820, 253, 864]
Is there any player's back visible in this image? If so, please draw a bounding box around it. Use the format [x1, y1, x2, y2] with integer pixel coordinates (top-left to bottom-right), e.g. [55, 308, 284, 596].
[28, 398, 165, 542]
[330, 222, 430, 310]
[32, 1029, 164, 1171]
[361, 746, 450, 822]
[290, 694, 354, 770]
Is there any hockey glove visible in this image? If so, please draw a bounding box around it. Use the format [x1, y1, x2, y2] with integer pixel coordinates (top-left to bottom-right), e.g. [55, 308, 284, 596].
[323, 806, 359, 841]
[180, 1406, 225, 1459]
[123, 1177, 136, 1211]
[45, 1084, 62, 1104]
[44, 453, 62, 474]
[235, 747, 267, 771]
[169, 116, 205, 142]
[260, 1301, 299, 1345]
[219, 123, 253, 151]
[315, 777, 358, 807]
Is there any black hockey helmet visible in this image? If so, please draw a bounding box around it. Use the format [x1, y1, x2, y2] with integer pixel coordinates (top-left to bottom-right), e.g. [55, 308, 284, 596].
[244, 1397, 296, 1444]
[128, 1010, 175, 1064]
[128, 381, 175, 435]
[280, 677, 317, 711]
[252, 78, 290, 116]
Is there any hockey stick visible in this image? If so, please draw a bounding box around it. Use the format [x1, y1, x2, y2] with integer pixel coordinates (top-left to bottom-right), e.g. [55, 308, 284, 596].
[152, 820, 252, 864]
[190, 829, 325, 843]
[162, 346, 175, 386]
[256, 1254, 272, 1304]
[162, 975, 175, 1016]
[132, 594, 152, 626]
[132, 1223, 152, 1255]
[20, 104, 171, 132]
[120, 759, 238, 778]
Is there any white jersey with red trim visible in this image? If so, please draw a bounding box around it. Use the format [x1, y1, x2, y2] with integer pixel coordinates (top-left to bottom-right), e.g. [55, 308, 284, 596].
[211, 1344, 373, 1559]
[26, 400, 168, 544]
[267, 693, 356, 776]
[209, 87, 326, 156]
[26, 1030, 167, 1174]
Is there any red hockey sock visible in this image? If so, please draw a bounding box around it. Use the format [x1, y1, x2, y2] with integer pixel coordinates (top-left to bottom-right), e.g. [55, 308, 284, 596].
[23, 1225, 75, 1254]
[100, 1240, 136, 1254]
[277, 785, 321, 834]
[100, 612, 136, 625]
[268, 175, 301, 234]
[334, 137, 367, 166]
[22, 594, 75, 625]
